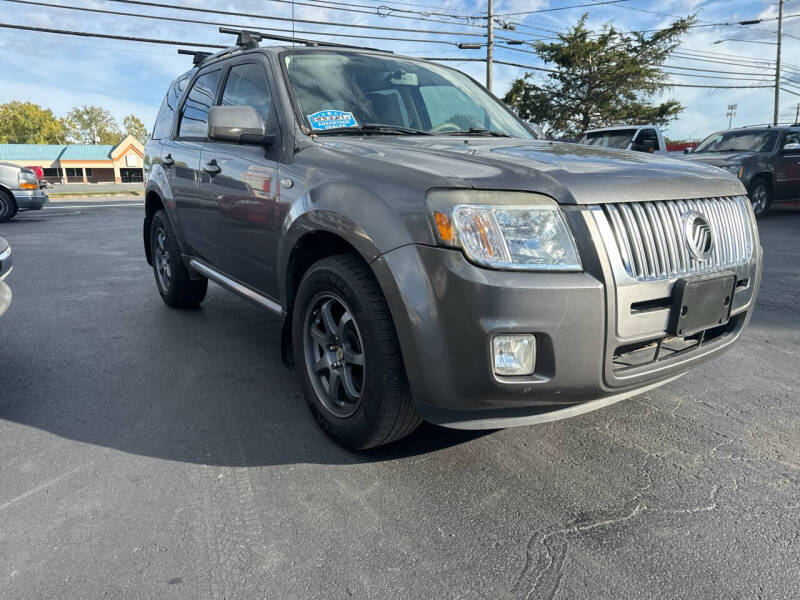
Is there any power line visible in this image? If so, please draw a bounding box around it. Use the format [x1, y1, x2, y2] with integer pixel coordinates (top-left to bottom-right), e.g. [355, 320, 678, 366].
[100, 0, 487, 36]
[0, 21, 226, 47]
[0, 0, 465, 46]
[496, 0, 634, 17]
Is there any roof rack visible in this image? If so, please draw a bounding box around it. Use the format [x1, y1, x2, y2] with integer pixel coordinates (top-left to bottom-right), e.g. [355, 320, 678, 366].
[177, 49, 212, 66]
[218, 27, 391, 53]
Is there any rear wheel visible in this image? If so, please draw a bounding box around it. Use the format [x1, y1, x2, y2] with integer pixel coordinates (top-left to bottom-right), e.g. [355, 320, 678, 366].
[0, 191, 17, 223]
[749, 179, 771, 217]
[292, 254, 422, 449]
[150, 210, 208, 308]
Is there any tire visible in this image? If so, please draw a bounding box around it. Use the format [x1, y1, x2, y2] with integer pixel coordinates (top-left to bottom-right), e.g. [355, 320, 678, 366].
[150, 210, 207, 308]
[292, 254, 422, 449]
[0, 190, 17, 223]
[748, 178, 771, 218]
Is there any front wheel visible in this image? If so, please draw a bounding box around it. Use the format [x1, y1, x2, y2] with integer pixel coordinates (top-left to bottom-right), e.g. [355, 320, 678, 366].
[150, 210, 208, 308]
[0, 191, 17, 223]
[749, 179, 771, 218]
[292, 255, 421, 449]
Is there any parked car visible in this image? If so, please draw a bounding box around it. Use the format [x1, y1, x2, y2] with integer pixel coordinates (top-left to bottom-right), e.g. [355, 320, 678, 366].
[682, 126, 800, 217]
[0, 237, 11, 318]
[578, 125, 667, 154]
[0, 162, 49, 222]
[144, 33, 762, 448]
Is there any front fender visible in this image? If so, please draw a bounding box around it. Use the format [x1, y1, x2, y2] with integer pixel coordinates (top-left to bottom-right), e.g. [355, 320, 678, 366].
[277, 179, 435, 307]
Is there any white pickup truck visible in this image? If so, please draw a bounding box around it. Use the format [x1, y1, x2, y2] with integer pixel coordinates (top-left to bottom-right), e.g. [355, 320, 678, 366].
[578, 125, 667, 154]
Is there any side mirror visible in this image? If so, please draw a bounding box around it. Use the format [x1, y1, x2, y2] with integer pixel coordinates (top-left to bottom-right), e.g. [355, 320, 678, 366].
[208, 105, 274, 146]
[783, 142, 800, 153]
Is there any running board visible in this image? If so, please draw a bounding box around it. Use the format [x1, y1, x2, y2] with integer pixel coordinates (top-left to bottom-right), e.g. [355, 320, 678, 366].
[188, 259, 282, 315]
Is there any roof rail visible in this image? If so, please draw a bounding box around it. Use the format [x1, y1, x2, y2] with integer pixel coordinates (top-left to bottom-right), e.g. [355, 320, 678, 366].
[177, 49, 212, 66]
[218, 27, 392, 53]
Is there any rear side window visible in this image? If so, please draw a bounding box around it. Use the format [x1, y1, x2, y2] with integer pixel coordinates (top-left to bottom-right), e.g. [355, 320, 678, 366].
[221, 63, 272, 123]
[178, 69, 222, 138]
[151, 75, 189, 140]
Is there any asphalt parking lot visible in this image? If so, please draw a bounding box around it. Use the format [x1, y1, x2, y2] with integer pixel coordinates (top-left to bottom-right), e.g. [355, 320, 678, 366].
[1, 199, 798, 599]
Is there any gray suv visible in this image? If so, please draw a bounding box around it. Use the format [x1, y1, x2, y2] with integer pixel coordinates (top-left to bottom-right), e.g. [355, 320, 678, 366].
[683, 126, 800, 217]
[143, 32, 762, 449]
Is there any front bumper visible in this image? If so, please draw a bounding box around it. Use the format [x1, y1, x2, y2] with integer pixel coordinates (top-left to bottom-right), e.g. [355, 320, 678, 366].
[371, 206, 761, 429]
[12, 189, 48, 211]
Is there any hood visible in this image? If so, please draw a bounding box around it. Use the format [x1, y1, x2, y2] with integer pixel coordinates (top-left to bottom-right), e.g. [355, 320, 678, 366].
[313, 137, 745, 204]
[682, 151, 760, 167]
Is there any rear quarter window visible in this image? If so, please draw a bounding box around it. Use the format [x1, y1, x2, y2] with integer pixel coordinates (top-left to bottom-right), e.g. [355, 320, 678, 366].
[151, 75, 189, 140]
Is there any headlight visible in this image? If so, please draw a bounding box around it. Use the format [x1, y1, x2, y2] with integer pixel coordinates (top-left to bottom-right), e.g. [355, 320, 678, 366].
[18, 171, 38, 190]
[427, 190, 582, 271]
[721, 165, 743, 178]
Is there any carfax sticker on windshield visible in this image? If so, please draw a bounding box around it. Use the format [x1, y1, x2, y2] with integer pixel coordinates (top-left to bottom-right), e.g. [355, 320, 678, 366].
[307, 110, 358, 131]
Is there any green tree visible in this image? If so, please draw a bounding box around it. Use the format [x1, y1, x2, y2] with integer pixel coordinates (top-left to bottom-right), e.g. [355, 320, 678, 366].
[503, 15, 695, 137]
[66, 105, 122, 144]
[0, 101, 67, 144]
[123, 115, 150, 145]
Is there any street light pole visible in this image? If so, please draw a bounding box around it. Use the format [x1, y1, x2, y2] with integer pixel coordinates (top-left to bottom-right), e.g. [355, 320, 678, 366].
[774, 0, 784, 125]
[727, 103, 738, 129]
[486, 0, 494, 92]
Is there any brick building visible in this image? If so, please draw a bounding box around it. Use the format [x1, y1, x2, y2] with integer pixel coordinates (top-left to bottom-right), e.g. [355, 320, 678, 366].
[0, 135, 144, 184]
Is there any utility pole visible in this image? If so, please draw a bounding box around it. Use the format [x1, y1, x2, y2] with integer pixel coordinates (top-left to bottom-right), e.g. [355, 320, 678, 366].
[727, 104, 737, 129]
[774, 0, 784, 125]
[486, 0, 493, 92]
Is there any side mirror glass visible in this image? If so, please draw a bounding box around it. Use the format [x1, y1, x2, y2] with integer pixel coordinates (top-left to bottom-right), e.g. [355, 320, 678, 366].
[208, 105, 274, 146]
[783, 142, 800, 153]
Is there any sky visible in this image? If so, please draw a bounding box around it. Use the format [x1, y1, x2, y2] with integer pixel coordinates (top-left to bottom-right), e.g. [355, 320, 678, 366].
[0, 0, 798, 140]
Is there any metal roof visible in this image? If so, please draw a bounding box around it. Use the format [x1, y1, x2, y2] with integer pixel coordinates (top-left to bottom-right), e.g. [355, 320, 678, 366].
[0, 143, 115, 162]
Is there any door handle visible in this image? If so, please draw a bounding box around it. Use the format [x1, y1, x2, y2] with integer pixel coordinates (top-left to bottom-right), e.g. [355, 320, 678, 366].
[162, 154, 174, 166]
[203, 160, 222, 176]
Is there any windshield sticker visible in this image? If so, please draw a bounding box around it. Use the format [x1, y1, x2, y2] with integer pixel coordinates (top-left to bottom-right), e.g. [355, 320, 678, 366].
[307, 110, 358, 131]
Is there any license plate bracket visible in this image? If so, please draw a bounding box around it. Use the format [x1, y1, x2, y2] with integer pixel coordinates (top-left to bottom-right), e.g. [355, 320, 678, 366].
[668, 274, 736, 336]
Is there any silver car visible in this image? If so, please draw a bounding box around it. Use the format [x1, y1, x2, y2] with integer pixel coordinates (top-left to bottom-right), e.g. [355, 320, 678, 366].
[0, 161, 49, 222]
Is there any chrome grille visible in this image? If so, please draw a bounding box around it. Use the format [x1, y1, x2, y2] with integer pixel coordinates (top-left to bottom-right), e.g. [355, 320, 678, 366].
[602, 196, 753, 281]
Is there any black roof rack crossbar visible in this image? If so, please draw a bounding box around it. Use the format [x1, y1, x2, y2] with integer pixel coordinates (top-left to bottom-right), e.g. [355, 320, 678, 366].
[218, 27, 391, 53]
[177, 49, 213, 66]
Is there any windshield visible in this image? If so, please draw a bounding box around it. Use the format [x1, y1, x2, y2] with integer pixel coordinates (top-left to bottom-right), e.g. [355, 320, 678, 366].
[283, 51, 533, 138]
[694, 130, 778, 153]
[578, 129, 636, 149]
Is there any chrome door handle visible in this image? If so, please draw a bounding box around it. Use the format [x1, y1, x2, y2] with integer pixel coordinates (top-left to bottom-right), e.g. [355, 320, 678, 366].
[203, 160, 221, 175]
[162, 154, 174, 166]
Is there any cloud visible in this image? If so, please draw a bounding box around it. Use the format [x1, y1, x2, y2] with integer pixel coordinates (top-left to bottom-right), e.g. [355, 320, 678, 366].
[0, 0, 795, 138]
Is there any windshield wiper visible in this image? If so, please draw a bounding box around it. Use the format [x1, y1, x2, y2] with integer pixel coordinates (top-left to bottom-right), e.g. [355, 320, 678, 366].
[442, 127, 511, 137]
[314, 123, 432, 136]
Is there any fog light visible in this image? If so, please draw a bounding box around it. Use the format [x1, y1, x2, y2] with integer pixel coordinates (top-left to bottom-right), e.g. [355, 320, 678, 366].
[492, 334, 536, 376]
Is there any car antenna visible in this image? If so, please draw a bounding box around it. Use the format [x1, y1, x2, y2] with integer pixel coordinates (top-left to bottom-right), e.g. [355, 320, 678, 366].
[177, 49, 212, 66]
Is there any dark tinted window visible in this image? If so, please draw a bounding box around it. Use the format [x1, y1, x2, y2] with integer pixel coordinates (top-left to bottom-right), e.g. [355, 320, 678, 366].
[694, 130, 779, 153]
[221, 63, 271, 123]
[634, 129, 658, 144]
[178, 69, 222, 138]
[152, 75, 189, 140]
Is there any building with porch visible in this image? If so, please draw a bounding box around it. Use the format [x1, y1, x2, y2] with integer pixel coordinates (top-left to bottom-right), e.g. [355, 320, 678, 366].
[0, 135, 144, 185]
